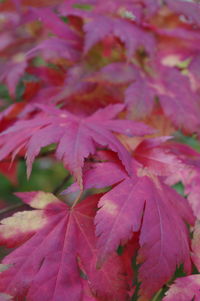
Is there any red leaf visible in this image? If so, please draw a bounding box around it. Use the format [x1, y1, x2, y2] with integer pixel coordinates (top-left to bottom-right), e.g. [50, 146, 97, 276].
[96, 174, 193, 299]
[191, 221, 200, 272]
[28, 37, 80, 62]
[164, 143, 200, 218]
[163, 275, 200, 301]
[165, 221, 200, 300]
[31, 7, 80, 43]
[0, 59, 27, 97]
[0, 104, 153, 187]
[84, 16, 155, 59]
[189, 54, 200, 90]
[152, 66, 200, 133]
[88, 62, 137, 84]
[133, 137, 183, 177]
[0, 192, 128, 301]
[166, 0, 200, 27]
[0, 293, 13, 301]
[125, 73, 156, 119]
[78, 160, 194, 300]
[121, 234, 139, 292]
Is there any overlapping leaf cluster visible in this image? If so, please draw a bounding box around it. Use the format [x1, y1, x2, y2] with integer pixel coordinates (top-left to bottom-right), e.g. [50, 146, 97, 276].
[0, 0, 200, 300]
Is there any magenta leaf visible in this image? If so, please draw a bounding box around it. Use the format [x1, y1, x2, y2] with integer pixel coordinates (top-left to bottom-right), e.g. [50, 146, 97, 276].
[163, 275, 200, 301]
[88, 62, 137, 84]
[0, 104, 153, 186]
[95, 173, 193, 299]
[0, 192, 127, 301]
[125, 73, 156, 119]
[133, 137, 184, 177]
[84, 16, 156, 59]
[166, 0, 200, 27]
[152, 66, 200, 133]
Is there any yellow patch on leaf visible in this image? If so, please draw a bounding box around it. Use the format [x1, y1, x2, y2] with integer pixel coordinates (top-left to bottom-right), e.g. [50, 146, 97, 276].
[30, 192, 60, 209]
[0, 210, 47, 239]
[103, 200, 118, 216]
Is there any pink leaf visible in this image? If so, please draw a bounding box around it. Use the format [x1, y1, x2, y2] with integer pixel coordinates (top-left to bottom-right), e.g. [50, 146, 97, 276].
[189, 54, 200, 90]
[89, 162, 194, 299]
[192, 221, 200, 272]
[152, 66, 200, 133]
[133, 137, 183, 177]
[125, 75, 156, 119]
[89, 62, 137, 84]
[0, 104, 152, 186]
[163, 275, 200, 301]
[0, 60, 27, 97]
[84, 16, 156, 59]
[0, 193, 127, 301]
[31, 7, 80, 43]
[166, 0, 200, 26]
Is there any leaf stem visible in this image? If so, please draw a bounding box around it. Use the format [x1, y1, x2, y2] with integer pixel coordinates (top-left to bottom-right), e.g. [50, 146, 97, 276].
[71, 191, 82, 208]
[151, 289, 163, 301]
[0, 202, 24, 216]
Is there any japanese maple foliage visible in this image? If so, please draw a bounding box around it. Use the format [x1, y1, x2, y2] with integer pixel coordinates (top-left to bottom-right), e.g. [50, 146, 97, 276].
[0, 0, 200, 300]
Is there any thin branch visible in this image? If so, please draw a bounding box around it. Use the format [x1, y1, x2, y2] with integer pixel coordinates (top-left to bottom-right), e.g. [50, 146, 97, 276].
[71, 190, 82, 208]
[151, 289, 163, 301]
[53, 174, 72, 195]
[0, 175, 71, 217]
[0, 202, 24, 216]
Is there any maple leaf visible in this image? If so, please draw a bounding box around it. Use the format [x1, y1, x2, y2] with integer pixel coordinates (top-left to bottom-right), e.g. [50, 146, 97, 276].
[0, 293, 13, 301]
[88, 62, 137, 85]
[58, 0, 94, 19]
[59, 0, 160, 24]
[63, 150, 129, 195]
[69, 158, 194, 300]
[96, 176, 193, 300]
[163, 274, 200, 301]
[1, 1, 200, 300]
[0, 104, 153, 187]
[133, 138, 200, 220]
[189, 54, 200, 90]
[163, 221, 200, 300]
[192, 222, 200, 269]
[120, 235, 139, 295]
[166, 0, 200, 27]
[186, 175, 200, 219]
[28, 36, 80, 62]
[0, 32, 13, 52]
[84, 16, 156, 59]
[155, 25, 200, 68]
[31, 7, 80, 43]
[0, 56, 27, 97]
[133, 137, 184, 177]
[0, 191, 127, 301]
[163, 142, 200, 218]
[125, 72, 156, 119]
[151, 66, 200, 133]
